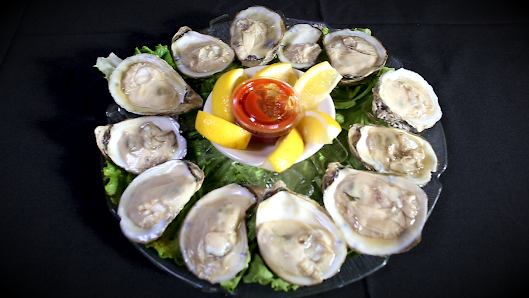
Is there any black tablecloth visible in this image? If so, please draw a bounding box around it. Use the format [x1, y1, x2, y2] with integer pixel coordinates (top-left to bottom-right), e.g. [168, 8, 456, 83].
[2, 1, 528, 297]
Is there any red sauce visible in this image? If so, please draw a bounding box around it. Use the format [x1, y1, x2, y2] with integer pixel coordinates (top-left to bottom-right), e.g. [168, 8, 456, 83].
[232, 77, 301, 143]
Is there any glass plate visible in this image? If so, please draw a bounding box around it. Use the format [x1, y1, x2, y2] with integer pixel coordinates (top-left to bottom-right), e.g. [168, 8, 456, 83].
[100, 16, 448, 298]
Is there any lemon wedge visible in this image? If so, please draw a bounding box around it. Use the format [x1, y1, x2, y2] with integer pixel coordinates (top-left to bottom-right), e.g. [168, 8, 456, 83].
[195, 110, 252, 150]
[253, 62, 298, 86]
[297, 110, 342, 144]
[262, 128, 304, 173]
[293, 61, 342, 111]
[211, 68, 247, 123]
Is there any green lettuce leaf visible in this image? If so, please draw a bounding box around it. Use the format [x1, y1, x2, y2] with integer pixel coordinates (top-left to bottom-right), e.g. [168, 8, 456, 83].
[220, 253, 251, 292]
[352, 28, 372, 35]
[332, 66, 394, 110]
[348, 250, 360, 258]
[99, 31, 392, 293]
[183, 123, 321, 200]
[134, 44, 177, 69]
[242, 253, 299, 292]
[102, 159, 135, 205]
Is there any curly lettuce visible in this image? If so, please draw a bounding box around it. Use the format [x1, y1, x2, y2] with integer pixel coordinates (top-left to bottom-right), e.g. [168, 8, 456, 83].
[134, 44, 176, 69]
[99, 31, 389, 292]
[102, 159, 135, 205]
[242, 253, 299, 292]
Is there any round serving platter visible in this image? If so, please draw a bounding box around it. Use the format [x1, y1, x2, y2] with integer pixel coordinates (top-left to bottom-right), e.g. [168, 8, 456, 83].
[100, 15, 447, 298]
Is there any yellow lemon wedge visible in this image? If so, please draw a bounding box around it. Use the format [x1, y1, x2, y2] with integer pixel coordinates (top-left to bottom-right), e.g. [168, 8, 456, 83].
[262, 128, 304, 173]
[211, 68, 247, 123]
[296, 110, 342, 144]
[253, 62, 298, 86]
[195, 110, 252, 150]
[293, 61, 342, 111]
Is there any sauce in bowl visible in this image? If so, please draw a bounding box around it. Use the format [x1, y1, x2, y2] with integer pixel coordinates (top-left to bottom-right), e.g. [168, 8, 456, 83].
[202, 66, 335, 169]
[232, 77, 301, 143]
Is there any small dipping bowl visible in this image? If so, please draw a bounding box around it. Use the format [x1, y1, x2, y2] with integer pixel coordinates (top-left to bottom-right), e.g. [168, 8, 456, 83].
[231, 77, 301, 143]
[203, 66, 335, 170]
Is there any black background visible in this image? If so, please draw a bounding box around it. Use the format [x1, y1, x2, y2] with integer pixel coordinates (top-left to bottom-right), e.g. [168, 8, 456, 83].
[1, 0, 528, 297]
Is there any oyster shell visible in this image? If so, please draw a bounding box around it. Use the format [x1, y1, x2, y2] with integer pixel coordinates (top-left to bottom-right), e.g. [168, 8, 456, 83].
[372, 68, 442, 132]
[230, 6, 285, 67]
[348, 124, 438, 186]
[277, 24, 322, 69]
[108, 53, 203, 115]
[171, 26, 235, 78]
[323, 29, 387, 86]
[255, 181, 347, 286]
[118, 159, 204, 244]
[179, 184, 258, 284]
[322, 162, 428, 256]
[94, 116, 187, 175]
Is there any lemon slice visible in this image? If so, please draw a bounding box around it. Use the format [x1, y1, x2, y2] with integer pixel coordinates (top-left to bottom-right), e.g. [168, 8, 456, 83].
[195, 110, 252, 150]
[293, 61, 342, 111]
[253, 62, 298, 86]
[211, 68, 247, 122]
[297, 110, 342, 144]
[262, 128, 304, 173]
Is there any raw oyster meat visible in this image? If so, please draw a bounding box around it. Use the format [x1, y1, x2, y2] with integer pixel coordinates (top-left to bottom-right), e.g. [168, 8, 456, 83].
[118, 159, 204, 244]
[277, 24, 322, 69]
[179, 184, 258, 284]
[94, 116, 187, 175]
[255, 182, 347, 286]
[322, 162, 428, 256]
[348, 124, 438, 186]
[230, 6, 285, 67]
[323, 29, 387, 85]
[373, 68, 442, 132]
[108, 53, 203, 115]
[171, 26, 235, 78]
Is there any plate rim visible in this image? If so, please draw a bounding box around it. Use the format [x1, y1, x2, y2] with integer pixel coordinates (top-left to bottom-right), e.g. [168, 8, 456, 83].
[100, 16, 448, 298]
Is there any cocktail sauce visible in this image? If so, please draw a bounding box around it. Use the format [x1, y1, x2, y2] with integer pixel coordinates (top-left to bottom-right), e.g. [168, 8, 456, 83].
[232, 77, 301, 143]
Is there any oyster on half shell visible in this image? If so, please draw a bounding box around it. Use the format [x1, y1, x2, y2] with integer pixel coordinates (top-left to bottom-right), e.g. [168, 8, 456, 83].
[373, 68, 442, 132]
[348, 124, 438, 186]
[255, 181, 347, 286]
[108, 53, 203, 116]
[323, 29, 387, 86]
[277, 24, 322, 69]
[118, 159, 204, 244]
[230, 6, 285, 67]
[179, 184, 258, 284]
[94, 116, 187, 175]
[171, 26, 235, 78]
[322, 162, 428, 256]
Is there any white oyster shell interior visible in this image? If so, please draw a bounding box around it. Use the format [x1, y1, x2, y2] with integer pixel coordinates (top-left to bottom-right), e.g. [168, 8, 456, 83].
[323, 166, 428, 256]
[118, 159, 203, 244]
[374, 68, 442, 132]
[108, 53, 202, 115]
[230, 6, 285, 67]
[277, 24, 322, 69]
[94, 116, 187, 175]
[256, 187, 347, 286]
[171, 26, 235, 78]
[323, 29, 387, 84]
[352, 125, 438, 186]
[179, 184, 257, 284]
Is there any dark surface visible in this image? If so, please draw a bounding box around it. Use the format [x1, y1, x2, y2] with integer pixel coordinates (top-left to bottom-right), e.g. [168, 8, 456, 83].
[1, 1, 528, 297]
